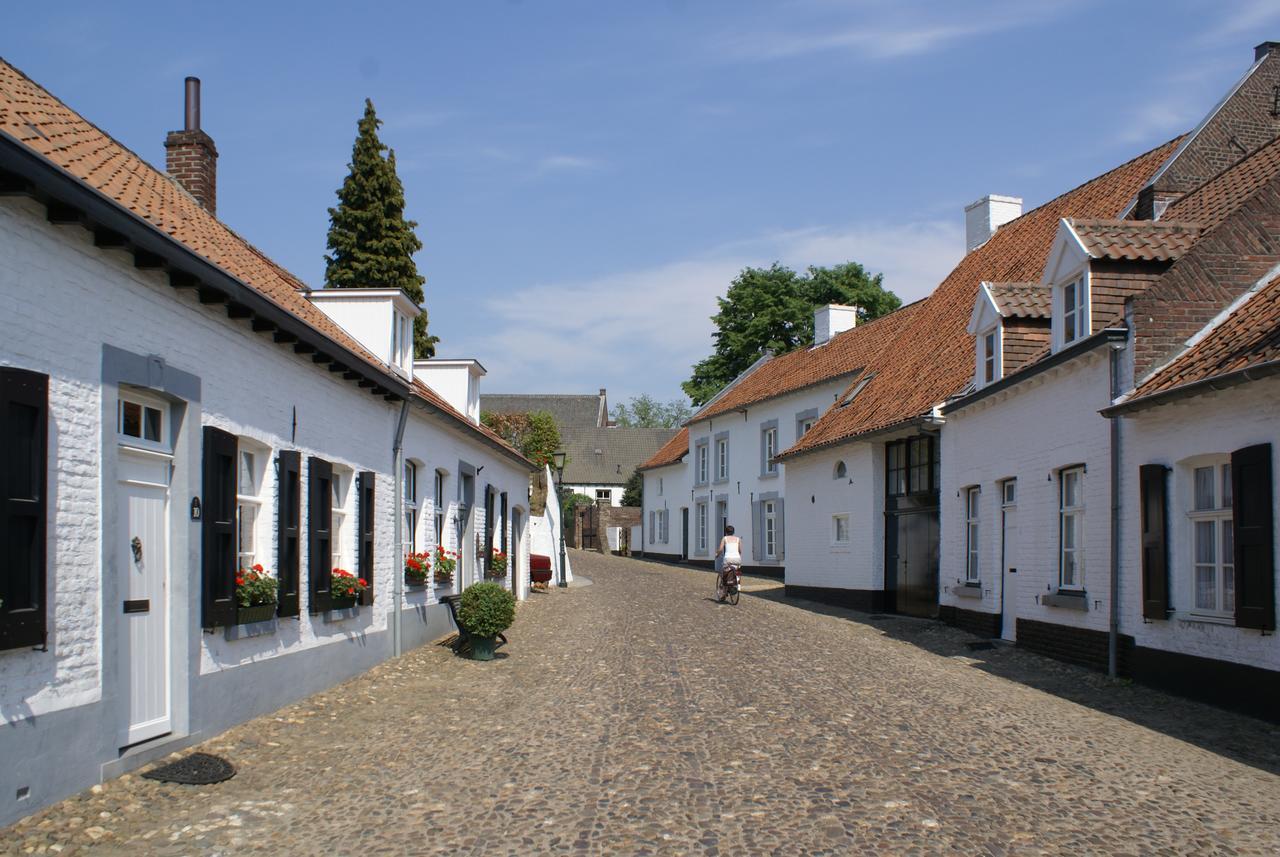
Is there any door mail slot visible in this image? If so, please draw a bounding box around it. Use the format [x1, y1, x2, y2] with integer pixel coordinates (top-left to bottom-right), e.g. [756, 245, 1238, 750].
[123, 599, 150, 614]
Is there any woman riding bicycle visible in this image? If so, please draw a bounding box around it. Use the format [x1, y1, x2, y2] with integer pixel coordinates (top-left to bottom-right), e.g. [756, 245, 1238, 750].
[716, 525, 742, 602]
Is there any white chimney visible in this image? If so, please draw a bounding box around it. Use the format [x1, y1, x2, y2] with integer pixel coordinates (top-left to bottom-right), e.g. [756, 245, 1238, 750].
[965, 194, 1023, 253]
[814, 304, 859, 346]
[414, 358, 486, 424]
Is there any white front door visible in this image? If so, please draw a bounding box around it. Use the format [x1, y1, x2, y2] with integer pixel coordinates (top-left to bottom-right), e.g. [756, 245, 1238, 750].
[119, 447, 173, 745]
[1001, 503, 1018, 642]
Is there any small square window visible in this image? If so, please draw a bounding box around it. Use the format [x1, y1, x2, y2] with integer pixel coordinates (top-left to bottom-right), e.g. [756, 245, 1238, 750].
[833, 515, 850, 544]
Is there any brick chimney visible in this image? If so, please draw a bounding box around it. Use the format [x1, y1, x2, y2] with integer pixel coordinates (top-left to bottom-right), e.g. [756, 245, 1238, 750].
[164, 77, 218, 214]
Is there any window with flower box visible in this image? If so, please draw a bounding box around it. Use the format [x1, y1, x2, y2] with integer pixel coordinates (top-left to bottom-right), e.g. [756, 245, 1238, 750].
[434, 469, 447, 550]
[236, 443, 269, 571]
[331, 466, 353, 570]
[403, 461, 419, 556]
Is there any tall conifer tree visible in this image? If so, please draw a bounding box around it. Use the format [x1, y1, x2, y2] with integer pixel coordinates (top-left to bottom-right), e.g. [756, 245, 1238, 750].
[325, 99, 437, 356]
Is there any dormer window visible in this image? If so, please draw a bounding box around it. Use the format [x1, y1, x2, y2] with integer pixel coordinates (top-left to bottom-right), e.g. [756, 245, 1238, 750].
[983, 331, 996, 384]
[391, 312, 412, 371]
[1062, 276, 1086, 345]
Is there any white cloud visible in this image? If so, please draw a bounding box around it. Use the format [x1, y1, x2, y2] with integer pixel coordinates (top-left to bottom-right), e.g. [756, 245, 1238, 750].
[532, 154, 605, 176]
[449, 219, 963, 401]
[1202, 0, 1280, 44]
[712, 0, 1071, 63]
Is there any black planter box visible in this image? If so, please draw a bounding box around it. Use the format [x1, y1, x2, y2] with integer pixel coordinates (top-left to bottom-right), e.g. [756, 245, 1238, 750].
[236, 602, 278, 625]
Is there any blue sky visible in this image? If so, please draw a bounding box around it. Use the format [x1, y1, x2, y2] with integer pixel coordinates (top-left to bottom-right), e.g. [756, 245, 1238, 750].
[8, 1, 1280, 405]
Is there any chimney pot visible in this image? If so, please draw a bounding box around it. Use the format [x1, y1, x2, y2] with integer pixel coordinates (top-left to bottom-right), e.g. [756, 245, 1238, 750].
[964, 194, 1022, 253]
[184, 76, 201, 131]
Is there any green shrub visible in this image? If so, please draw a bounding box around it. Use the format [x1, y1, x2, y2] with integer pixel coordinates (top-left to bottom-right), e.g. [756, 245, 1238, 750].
[458, 582, 515, 638]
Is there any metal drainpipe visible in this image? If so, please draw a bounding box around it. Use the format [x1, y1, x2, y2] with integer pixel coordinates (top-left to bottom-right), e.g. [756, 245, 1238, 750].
[1108, 344, 1123, 679]
[392, 399, 410, 657]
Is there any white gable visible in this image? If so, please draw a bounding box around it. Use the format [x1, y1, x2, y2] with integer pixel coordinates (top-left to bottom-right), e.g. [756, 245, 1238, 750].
[1040, 219, 1092, 287]
[967, 282, 1003, 335]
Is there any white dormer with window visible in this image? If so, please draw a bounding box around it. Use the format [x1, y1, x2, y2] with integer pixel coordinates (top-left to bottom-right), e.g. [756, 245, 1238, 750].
[1041, 219, 1093, 353]
[414, 358, 486, 424]
[306, 287, 422, 377]
[967, 282, 1004, 390]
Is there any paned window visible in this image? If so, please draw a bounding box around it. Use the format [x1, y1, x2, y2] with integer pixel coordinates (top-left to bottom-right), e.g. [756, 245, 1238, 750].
[118, 397, 164, 446]
[716, 438, 729, 481]
[697, 503, 708, 553]
[403, 461, 418, 554]
[965, 486, 980, 583]
[886, 442, 907, 496]
[764, 500, 777, 559]
[697, 444, 709, 485]
[1059, 467, 1085, 589]
[764, 427, 778, 474]
[332, 467, 352, 570]
[236, 447, 266, 570]
[799, 418, 815, 437]
[1062, 277, 1086, 344]
[434, 469, 446, 549]
[1189, 461, 1234, 616]
[833, 514, 850, 544]
[596, 488, 612, 504]
[983, 331, 997, 384]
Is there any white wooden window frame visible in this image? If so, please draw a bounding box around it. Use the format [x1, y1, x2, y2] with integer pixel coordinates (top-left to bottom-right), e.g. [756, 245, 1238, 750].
[763, 500, 777, 559]
[1187, 458, 1234, 619]
[764, 427, 778, 475]
[236, 441, 270, 571]
[832, 514, 850, 546]
[696, 502, 708, 553]
[332, 465, 354, 570]
[403, 461, 419, 555]
[1060, 274, 1088, 347]
[965, 486, 980, 583]
[1058, 467, 1085, 590]
[434, 468, 447, 550]
[117, 388, 170, 454]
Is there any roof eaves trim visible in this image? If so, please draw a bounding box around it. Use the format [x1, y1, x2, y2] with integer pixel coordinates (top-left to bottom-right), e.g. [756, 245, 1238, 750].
[777, 415, 931, 461]
[410, 394, 535, 470]
[1103, 358, 1280, 416]
[0, 131, 410, 401]
[941, 327, 1128, 416]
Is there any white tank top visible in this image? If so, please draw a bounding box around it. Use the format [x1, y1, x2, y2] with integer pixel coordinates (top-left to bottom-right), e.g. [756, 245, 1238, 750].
[724, 536, 742, 564]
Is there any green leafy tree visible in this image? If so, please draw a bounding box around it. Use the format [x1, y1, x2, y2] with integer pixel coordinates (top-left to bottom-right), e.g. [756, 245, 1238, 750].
[621, 469, 643, 507]
[613, 394, 693, 428]
[682, 262, 900, 405]
[325, 99, 438, 357]
[480, 410, 561, 468]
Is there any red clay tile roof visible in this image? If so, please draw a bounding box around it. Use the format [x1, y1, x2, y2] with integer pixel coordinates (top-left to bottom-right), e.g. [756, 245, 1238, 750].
[988, 283, 1051, 318]
[1163, 134, 1280, 230]
[780, 136, 1183, 459]
[1070, 219, 1202, 261]
[0, 58, 528, 465]
[639, 427, 689, 471]
[691, 301, 926, 424]
[1126, 271, 1280, 402]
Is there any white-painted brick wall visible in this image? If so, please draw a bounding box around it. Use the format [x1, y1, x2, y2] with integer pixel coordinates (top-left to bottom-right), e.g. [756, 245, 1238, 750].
[642, 460, 689, 553]
[940, 352, 1116, 635]
[0, 196, 530, 723]
[1119, 379, 1279, 671]
[784, 443, 884, 590]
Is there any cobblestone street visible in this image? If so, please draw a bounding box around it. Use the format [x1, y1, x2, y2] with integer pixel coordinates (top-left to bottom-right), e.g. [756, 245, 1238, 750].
[5, 550, 1280, 856]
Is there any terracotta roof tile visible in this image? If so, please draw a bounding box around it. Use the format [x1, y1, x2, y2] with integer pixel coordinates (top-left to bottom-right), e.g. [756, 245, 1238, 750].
[639, 427, 688, 471]
[0, 58, 527, 464]
[1128, 271, 1280, 400]
[781, 136, 1183, 458]
[1070, 219, 1202, 261]
[691, 300, 926, 424]
[988, 282, 1051, 318]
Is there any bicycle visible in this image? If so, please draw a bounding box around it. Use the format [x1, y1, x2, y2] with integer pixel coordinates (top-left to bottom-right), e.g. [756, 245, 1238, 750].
[715, 564, 741, 605]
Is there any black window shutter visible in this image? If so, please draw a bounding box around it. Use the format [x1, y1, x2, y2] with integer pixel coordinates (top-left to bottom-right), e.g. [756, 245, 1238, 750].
[1232, 443, 1275, 631]
[1139, 464, 1170, 620]
[0, 368, 49, 651]
[485, 485, 495, 572]
[357, 470, 374, 606]
[276, 451, 301, 617]
[500, 492, 509, 554]
[308, 457, 333, 613]
[201, 426, 238, 628]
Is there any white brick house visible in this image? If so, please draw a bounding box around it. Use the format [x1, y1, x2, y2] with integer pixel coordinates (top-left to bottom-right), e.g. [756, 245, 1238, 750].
[0, 63, 533, 824]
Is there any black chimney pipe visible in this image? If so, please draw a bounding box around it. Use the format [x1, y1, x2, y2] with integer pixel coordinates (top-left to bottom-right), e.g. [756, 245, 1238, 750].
[184, 77, 201, 132]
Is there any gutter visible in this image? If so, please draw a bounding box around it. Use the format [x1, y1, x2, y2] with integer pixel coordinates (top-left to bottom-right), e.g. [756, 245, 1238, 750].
[1107, 342, 1123, 679]
[0, 131, 410, 403]
[1102, 358, 1280, 416]
[391, 399, 410, 657]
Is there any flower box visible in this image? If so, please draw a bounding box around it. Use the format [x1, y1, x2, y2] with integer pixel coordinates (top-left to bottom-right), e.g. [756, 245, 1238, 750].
[236, 602, 278, 625]
[330, 595, 357, 611]
[406, 582, 427, 592]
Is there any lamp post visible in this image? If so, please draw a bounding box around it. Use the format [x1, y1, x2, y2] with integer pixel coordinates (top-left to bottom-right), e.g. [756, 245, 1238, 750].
[552, 450, 569, 588]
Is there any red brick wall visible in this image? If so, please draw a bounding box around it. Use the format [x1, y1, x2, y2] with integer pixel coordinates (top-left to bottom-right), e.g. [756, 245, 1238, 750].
[164, 129, 218, 215]
[1088, 259, 1169, 331]
[1002, 317, 1050, 373]
[1132, 172, 1280, 380]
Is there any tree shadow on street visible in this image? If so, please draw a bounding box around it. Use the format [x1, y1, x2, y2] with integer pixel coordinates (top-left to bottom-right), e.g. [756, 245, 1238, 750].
[747, 586, 1280, 777]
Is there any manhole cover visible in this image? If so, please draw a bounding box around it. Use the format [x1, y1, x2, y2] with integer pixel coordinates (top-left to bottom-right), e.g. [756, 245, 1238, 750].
[141, 752, 236, 785]
[966, 641, 996, 651]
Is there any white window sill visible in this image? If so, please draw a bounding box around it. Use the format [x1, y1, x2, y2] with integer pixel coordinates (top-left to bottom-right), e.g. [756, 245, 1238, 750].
[1172, 612, 1236, 627]
[1042, 591, 1087, 610]
[954, 584, 982, 599]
